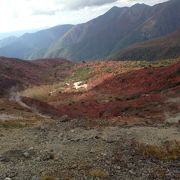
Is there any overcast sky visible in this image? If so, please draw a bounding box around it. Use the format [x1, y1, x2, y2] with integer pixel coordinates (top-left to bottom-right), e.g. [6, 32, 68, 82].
[0, 0, 168, 33]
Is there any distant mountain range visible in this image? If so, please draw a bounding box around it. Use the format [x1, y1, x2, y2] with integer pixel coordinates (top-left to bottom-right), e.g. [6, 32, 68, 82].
[0, 0, 179, 61]
[0, 29, 40, 40]
[0, 36, 17, 48]
[0, 25, 73, 60]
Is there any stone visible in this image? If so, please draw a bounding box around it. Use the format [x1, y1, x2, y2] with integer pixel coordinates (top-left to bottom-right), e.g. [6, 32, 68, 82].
[23, 152, 30, 158]
[0, 155, 8, 162]
[29, 147, 34, 151]
[71, 164, 78, 169]
[31, 176, 39, 180]
[115, 166, 121, 170]
[39, 152, 54, 161]
[104, 137, 117, 143]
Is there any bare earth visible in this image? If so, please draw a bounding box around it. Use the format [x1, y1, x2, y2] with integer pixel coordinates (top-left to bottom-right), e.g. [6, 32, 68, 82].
[0, 98, 180, 180]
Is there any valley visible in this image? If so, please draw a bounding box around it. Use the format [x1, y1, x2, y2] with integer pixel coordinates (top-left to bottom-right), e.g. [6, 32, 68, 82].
[0, 57, 179, 180]
[0, 0, 180, 179]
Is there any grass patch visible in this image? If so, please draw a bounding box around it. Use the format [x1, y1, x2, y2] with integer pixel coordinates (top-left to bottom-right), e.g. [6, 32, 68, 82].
[87, 169, 109, 178]
[105, 67, 113, 73]
[20, 85, 53, 101]
[138, 141, 180, 160]
[66, 66, 93, 82]
[126, 93, 141, 100]
[0, 121, 29, 129]
[135, 58, 179, 68]
[40, 177, 56, 180]
[20, 82, 65, 101]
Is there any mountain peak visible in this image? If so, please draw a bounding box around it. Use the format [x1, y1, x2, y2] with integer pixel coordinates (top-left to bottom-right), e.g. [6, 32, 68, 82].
[106, 5, 128, 15]
[107, 6, 120, 13]
[110, 6, 119, 10]
[132, 3, 150, 8]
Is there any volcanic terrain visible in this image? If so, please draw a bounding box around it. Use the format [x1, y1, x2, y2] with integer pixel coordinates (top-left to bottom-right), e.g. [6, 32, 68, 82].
[0, 57, 180, 180]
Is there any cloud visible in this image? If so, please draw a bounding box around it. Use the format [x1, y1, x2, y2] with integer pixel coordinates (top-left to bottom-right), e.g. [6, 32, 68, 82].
[119, 0, 168, 5]
[32, 10, 59, 16]
[0, 0, 168, 33]
[56, 0, 118, 10]
[56, 0, 169, 10]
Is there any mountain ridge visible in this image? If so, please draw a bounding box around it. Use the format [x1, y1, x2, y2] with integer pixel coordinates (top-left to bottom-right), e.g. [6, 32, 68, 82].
[45, 3, 153, 60]
[0, 0, 179, 61]
[111, 30, 180, 61]
[0, 25, 73, 60]
[45, 0, 180, 61]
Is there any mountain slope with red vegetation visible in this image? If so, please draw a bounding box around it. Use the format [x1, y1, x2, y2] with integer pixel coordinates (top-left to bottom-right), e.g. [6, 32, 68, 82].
[45, 61, 180, 124]
[0, 57, 73, 96]
[95, 61, 180, 96]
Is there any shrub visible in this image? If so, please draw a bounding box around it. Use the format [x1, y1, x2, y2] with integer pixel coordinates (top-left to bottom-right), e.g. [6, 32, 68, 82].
[126, 93, 141, 100]
[66, 66, 93, 82]
[138, 141, 180, 160]
[40, 177, 56, 180]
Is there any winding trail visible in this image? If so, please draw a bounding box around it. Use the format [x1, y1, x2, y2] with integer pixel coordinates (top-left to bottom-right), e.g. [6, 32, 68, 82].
[9, 90, 50, 119]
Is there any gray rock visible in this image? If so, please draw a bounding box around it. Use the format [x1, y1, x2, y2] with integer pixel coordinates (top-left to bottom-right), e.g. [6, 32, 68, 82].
[104, 137, 117, 143]
[0, 155, 8, 162]
[4, 178, 12, 180]
[23, 152, 30, 158]
[39, 152, 54, 161]
[31, 176, 39, 180]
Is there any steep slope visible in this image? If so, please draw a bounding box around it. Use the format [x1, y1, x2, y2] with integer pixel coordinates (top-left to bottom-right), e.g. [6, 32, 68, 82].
[45, 0, 180, 61]
[111, 30, 180, 60]
[0, 57, 73, 96]
[111, 0, 180, 53]
[45, 4, 153, 61]
[0, 25, 73, 60]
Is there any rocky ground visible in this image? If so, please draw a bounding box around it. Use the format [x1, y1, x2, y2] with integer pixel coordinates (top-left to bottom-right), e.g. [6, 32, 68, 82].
[0, 98, 180, 180]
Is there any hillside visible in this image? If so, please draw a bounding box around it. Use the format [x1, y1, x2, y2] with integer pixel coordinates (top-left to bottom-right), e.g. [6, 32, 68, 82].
[45, 0, 180, 61]
[1, 0, 180, 178]
[19, 58, 180, 121]
[0, 58, 180, 179]
[45, 4, 153, 60]
[111, 0, 180, 53]
[0, 57, 73, 96]
[0, 25, 73, 60]
[52, 60, 180, 121]
[111, 30, 180, 60]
